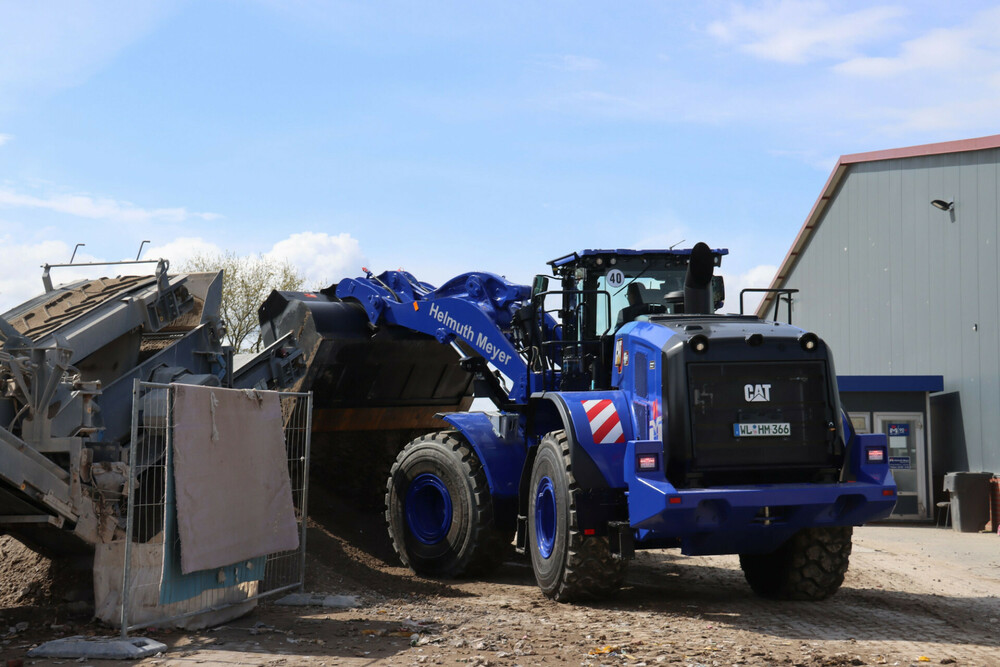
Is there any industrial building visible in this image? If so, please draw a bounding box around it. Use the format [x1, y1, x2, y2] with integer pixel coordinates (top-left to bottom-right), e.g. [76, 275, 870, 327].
[759, 134, 1000, 521]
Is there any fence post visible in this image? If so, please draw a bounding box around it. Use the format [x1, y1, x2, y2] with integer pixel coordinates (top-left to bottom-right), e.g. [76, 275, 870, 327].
[120, 379, 142, 638]
[298, 392, 313, 589]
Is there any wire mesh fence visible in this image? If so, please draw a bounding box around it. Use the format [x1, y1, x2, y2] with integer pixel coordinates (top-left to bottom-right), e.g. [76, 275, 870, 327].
[116, 380, 311, 636]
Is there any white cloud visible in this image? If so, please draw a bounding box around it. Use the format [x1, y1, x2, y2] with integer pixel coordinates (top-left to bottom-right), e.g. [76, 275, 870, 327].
[532, 4, 1000, 163]
[707, 1, 904, 64]
[0, 2, 174, 100]
[265, 231, 367, 289]
[534, 54, 603, 72]
[719, 264, 778, 315]
[0, 232, 369, 314]
[823, 7, 1000, 134]
[769, 149, 839, 172]
[0, 134, 11, 146]
[0, 236, 103, 312]
[834, 10, 1000, 78]
[0, 187, 221, 224]
[142, 237, 225, 269]
[142, 232, 367, 289]
[629, 218, 689, 251]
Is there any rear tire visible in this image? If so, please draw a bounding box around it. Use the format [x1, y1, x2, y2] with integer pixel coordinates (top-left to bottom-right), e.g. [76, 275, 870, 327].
[528, 430, 627, 601]
[385, 432, 512, 577]
[739, 526, 853, 600]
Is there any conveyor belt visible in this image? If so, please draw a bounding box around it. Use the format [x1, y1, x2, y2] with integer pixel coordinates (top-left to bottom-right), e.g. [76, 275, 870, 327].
[5, 275, 155, 341]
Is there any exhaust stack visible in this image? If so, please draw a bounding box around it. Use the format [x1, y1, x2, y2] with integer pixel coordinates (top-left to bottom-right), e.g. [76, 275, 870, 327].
[684, 242, 715, 315]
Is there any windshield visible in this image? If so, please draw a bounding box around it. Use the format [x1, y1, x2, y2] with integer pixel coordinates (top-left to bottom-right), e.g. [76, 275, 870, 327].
[584, 257, 689, 336]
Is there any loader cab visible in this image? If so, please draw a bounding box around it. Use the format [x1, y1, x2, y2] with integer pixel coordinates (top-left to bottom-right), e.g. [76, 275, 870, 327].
[541, 248, 727, 391]
[546, 249, 727, 337]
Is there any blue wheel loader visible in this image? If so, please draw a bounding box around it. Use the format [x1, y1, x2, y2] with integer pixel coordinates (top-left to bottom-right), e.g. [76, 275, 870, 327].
[259, 243, 896, 601]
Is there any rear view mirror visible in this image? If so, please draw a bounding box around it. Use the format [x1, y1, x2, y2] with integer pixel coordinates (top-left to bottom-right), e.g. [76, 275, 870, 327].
[711, 275, 725, 311]
[531, 275, 550, 299]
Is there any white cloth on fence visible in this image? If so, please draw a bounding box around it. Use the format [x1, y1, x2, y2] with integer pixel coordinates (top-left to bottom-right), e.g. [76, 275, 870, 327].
[170, 384, 299, 574]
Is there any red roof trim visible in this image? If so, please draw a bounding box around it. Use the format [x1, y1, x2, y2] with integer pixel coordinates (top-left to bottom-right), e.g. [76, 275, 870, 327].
[841, 133, 1000, 165]
[756, 133, 1000, 316]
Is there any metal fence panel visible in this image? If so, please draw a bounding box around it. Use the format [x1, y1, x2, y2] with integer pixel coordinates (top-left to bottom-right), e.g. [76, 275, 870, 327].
[120, 381, 311, 636]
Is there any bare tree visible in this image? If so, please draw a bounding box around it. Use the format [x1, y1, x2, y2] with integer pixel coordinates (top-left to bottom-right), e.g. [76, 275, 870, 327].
[184, 252, 305, 353]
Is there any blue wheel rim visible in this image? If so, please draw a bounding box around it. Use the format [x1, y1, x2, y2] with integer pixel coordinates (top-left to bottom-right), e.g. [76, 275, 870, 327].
[535, 475, 556, 559]
[405, 473, 453, 545]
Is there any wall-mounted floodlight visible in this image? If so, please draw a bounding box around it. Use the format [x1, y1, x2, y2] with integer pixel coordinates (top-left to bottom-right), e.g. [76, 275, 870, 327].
[931, 199, 954, 211]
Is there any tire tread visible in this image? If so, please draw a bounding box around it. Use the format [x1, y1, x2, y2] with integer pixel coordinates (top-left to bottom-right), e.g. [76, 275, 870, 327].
[540, 431, 627, 602]
[739, 526, 853, 601]
[385, 431, 511, 577]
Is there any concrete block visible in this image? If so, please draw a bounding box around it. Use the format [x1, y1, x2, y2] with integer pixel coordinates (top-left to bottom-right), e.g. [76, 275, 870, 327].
[27, 635, 167, 660]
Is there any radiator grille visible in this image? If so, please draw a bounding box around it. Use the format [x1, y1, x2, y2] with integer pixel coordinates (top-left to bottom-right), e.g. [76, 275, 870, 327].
[686, 360, 834, 470]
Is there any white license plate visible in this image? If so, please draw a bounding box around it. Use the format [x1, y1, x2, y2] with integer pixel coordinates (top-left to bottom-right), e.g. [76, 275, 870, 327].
[733, 422, 791, 437]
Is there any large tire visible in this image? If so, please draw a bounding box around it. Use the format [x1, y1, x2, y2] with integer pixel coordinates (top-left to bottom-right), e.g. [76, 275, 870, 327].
[739, 526, 853, 600]
[528, 431, 627, 602]
[385, 431, 512, 577]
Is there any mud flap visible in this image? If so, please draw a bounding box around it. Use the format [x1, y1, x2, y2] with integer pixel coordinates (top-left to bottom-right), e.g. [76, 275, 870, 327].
[515, 514, 528, 554]
[608, 521, 634, 560]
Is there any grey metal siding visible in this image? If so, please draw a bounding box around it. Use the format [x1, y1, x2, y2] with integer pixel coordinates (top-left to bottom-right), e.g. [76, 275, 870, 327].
[784, 148, 1000, 472]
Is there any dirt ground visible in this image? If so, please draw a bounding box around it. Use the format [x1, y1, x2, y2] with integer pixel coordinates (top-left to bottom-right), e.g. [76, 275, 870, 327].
[2, 500, 999, 667]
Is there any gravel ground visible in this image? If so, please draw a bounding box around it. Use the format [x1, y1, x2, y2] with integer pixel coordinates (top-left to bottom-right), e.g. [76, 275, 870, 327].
[2, 504, 999, 667]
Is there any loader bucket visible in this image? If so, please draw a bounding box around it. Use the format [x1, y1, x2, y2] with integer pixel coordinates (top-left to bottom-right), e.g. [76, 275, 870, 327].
[258, 289, 474, 426]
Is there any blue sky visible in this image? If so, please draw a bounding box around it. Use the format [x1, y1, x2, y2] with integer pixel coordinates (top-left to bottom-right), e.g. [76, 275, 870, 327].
[3, 1, 1000, 313]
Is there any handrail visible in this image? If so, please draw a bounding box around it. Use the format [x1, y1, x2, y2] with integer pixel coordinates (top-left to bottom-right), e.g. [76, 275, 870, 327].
[41, 258, 168, 293]
[740, 288, 798, 324]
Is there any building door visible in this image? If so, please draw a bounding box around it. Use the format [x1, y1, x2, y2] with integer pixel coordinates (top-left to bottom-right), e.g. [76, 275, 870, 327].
[873, 412, 928, 519]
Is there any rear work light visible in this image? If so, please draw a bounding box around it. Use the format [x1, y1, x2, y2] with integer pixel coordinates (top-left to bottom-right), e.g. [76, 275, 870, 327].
[688, 334, 709, 353]
[866, 447, 886, 464]
[637, 454, 659, 471]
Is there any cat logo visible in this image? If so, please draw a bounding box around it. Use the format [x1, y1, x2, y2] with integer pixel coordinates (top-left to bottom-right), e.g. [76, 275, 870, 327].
[744, 383, 772, 402]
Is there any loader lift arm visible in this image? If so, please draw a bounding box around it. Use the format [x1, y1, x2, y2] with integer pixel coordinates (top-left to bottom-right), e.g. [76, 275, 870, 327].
[336, 269, 541, 405]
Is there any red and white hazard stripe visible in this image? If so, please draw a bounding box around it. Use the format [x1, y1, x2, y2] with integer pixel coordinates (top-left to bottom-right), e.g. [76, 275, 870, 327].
[581, 399, 625, 445]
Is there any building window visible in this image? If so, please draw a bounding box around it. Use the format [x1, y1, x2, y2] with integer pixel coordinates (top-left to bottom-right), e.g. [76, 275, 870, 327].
[849, 412, 871, 434]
